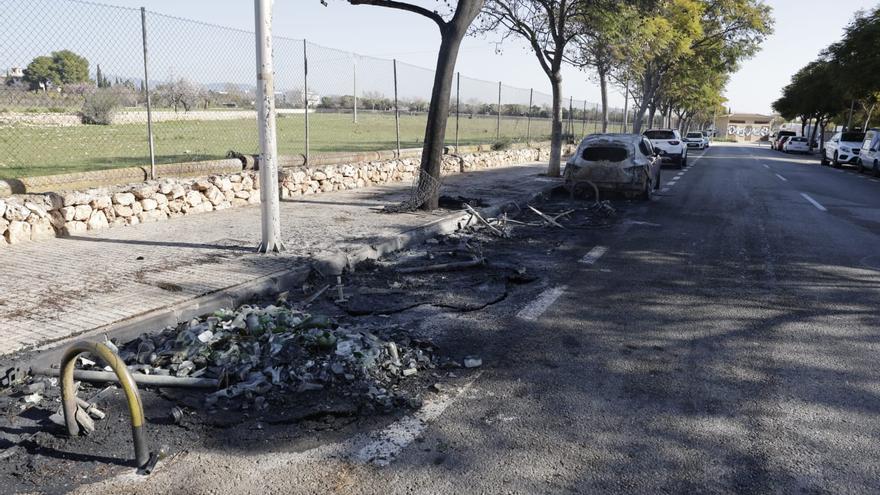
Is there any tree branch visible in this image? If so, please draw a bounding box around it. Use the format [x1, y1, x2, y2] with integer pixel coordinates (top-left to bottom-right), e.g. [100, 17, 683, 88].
[348, 0, 446, 28]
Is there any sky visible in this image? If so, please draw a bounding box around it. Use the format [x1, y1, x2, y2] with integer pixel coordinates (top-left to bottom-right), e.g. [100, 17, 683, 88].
[11, 0, 879, 114]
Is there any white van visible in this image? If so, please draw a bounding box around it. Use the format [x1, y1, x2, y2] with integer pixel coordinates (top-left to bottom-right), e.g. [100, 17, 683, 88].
[859, 129, 880, 176]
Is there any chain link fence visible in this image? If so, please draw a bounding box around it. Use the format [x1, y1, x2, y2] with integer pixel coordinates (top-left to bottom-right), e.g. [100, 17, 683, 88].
[0, 0, 635, 180]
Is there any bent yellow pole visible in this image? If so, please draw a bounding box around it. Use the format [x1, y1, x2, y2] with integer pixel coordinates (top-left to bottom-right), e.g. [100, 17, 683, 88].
[60, 341, 150, 468]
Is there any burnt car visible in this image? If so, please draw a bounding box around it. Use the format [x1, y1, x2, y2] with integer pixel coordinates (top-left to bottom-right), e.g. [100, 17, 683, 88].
[563, 134, 662, 200]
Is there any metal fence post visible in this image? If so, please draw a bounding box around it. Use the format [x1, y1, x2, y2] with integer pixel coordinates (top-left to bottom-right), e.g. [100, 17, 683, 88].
[496, 81, 501, 142]
[140, 7, 156, 180]
[254, 0, 283, 253]
[581, 100, 586, 136]
[303, 39, 309, 165]
[526, 88, 533, 145]
[455, 71, 460, 150]
[353, 56, 358, 124]
[568, 96, 573, 138]
[393, 59, 400, 157]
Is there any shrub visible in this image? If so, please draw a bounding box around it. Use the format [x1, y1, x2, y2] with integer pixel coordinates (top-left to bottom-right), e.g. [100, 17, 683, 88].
[492, 137, 513, 151]
[81, 89, 119, 125]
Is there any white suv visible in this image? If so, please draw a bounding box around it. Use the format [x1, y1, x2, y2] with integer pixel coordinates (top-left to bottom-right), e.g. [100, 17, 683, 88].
[822, 131, 866, 167]
[644, 129, 688, 168]
[859, 129, 880, 176]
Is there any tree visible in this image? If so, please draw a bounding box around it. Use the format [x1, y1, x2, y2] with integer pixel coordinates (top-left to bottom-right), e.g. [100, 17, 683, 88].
[341, 0, 484, 210]
[572, 1, 634, 133]
[478, 0, 584, 177]
[51, 50, 90, 85]
[23, 56, 57, 90]
[22, 50, 90, 91]
[156, 78, 203, 112]
[620, 0, 772, 133]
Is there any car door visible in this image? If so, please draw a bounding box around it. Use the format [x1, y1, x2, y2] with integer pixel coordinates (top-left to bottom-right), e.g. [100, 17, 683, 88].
[827, 133, 841, 157]
[640, 138, 661, 188]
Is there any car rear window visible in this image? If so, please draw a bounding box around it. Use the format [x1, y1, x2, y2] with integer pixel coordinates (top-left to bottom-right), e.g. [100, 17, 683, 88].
[582, 146, 628, 162]
[645, 131, 675, 139]
[790, 137, 807, 142]
[842, 132, 866, 142]
[687, 133, 702, 138]
[778, 131, 796, 137]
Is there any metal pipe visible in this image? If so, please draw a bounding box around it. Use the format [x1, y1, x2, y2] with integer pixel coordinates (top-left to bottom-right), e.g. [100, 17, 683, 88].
[394, 59, 401, 157]
[581, 100, 586, 136]
[496, 81, 502, 142]
[32, 366, 219, 388]
[59, 341, 151, 469]
[455, 71, 460, 151]
[526, 88, 532, 145]
[140, 7, 156, 180]
[303, 39, 309, 165]
[353, 57, 358, 124]
[254, 0, 284, 253]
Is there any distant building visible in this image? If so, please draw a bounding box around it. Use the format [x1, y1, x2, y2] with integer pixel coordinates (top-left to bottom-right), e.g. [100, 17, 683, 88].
[1, 67, 24, 86]
[714, 113, 776, 142]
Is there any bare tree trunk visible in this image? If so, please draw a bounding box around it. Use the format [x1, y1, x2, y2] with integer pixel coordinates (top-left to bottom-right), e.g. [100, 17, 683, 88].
[548, 71, 563, 177]
[599, 69, 609, 133]
[418, 24, 466, 210]
[865, 104, 875, 130]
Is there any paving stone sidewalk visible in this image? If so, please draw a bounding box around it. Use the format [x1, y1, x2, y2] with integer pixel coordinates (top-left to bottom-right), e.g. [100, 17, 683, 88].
[0, 163, 557, 356]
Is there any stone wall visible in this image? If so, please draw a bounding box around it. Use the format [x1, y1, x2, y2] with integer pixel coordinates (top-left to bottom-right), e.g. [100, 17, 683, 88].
[1, 145, 556, 247]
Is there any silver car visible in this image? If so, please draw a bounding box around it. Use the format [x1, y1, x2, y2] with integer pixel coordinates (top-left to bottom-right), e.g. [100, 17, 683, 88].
[563, 134, 662, 200]
[859, 129, 880, 176]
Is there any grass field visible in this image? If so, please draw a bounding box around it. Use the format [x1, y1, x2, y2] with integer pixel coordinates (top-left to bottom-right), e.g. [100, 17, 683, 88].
[0, 112, 588, 179]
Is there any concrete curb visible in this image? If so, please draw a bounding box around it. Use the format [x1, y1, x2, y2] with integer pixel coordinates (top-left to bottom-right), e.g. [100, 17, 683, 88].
[8, 177, 561, 378]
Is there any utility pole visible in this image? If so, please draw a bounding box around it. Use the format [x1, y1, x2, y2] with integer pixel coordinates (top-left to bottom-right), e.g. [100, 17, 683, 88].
[254, 0, 283, 253]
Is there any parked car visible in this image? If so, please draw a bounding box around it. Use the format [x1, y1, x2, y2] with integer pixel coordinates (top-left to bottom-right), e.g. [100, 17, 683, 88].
[563, 134, 662, 200]
[859, 128, 880, 176]
[776, 135, 793, 151]
[822, 131, 866, 167]
[643, 129, 688, 168]
[772, 130, 797, 150]
[684, 132, 706, 150]
[701, 130, 711, 148]
[783, 136, 810, 153]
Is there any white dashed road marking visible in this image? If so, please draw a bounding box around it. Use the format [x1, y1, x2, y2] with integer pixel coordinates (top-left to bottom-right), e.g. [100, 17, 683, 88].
[775, 173, 788, 182]
[517, 286, 568, 321]
[666, 181, 677, 186]
[762, 164, 770, 169]
[661, 187, 671, 193]
[580, 245, 609, 265]
[801, 193, 827, 212]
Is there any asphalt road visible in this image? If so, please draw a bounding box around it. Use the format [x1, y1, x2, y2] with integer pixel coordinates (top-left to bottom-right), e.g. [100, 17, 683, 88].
[82, 143, 880, 494]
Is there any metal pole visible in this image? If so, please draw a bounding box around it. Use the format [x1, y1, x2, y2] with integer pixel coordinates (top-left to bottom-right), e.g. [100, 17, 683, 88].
[581, 100, 586, 136]
[526, 88, 533, 145]
[595, 103, 600, 133]
[393, 59, 401, 157]
[623, 82, 629, 133]
[455, 71, 460, 150]
[254, 0, 283, 253]
[496, 81, 501, 142]
[140, 7, 156, 180]
[303, 39, 309, 165]
[353, 57, 358, 124]
[568, 97, 573, 138]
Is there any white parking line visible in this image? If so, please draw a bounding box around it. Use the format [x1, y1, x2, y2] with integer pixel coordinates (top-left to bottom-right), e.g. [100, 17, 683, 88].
[580, 245, 609, 265]
[666, 181, 677, 186]
[672, 176, 681, 181]
[762, 164, 770, 169]
[775, 173, 788, 182]
[800, 193, 827, 212]
[517, 286, 568, 321]
[661, 187, 671, 193]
